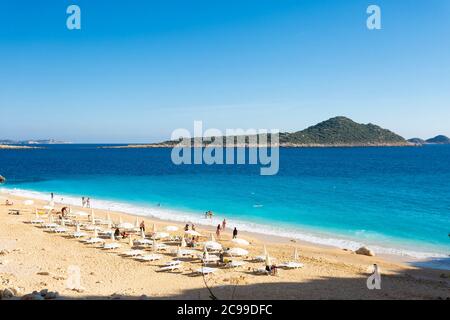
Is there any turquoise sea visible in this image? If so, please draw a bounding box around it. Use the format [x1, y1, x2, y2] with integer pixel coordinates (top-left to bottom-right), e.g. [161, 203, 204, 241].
[1, 145, 449, 267]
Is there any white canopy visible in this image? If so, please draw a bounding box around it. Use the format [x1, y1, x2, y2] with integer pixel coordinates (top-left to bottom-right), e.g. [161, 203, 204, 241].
[227, 247, 249, 257]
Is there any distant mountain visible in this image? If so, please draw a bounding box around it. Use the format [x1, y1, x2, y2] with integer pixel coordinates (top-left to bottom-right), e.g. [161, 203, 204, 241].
[106, 117, 411, 148]
[407, 138, 426, 145]
[426, 135, 450, 144]
[0, 139, 70, 145]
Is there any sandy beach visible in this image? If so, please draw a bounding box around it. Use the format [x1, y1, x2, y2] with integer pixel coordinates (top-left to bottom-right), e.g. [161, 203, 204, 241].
[0, 193, 448, 300]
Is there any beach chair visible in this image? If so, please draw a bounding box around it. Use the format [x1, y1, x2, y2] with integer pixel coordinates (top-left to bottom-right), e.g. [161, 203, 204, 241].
[122, 249, 145, 257]
[53, 227, 68, 233]
[103, 242, 121, 250]
[278, 261, 304, 269]
[159, 260, 183, 272]
[135, 254, 162, 262]
[225, 260, 246, 269]
[72, 231, 88, 238]
[195, 267, 217, 275]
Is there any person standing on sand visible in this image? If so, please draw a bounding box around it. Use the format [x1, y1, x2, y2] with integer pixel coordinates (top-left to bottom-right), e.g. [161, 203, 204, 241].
[82, 197, 85, 207]
[216, 224, 221, 238]
[86, 198, 91, 208]
[51, 193, 54, 201]
[140, 220, 145, 232]
[184, 224, 189, 231]
[222, 219, 226, 231]
[232, 227, 238, 239]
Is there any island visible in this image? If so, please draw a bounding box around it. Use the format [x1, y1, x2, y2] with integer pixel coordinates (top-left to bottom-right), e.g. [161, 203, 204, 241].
[102, 116, 414, 148]
[408, 135, 450, 145]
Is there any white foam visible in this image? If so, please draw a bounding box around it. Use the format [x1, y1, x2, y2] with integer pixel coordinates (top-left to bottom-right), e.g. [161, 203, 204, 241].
[2, 187, 448, 261]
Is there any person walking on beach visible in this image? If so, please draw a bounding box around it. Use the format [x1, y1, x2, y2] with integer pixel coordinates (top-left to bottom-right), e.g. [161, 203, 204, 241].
[86, 198, 91, 208]
[216, 224, 221, 238]
[82, 197, 85, 208]
[184, 224, 189, 232]
[222, 219, 226, 231]
[232, 227, 238, 239]
[191, 224, 196, 231]
[51, 193, 54, 201]
[139, 220, 145, 232]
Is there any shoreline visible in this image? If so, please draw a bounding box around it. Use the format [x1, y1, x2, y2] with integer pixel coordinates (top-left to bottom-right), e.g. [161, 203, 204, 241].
[1, 192, 449, 299]
[2, 187, 448, 268]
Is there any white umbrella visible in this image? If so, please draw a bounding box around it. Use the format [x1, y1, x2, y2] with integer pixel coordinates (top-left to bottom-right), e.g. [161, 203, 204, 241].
[69, 206, 72, 214]
[24, 200, 34, 206]
[204, 241, 222, 251]
[134, 217, 139, 228]
[185, 230, 201, 237]
[265, 252, 272, 267]
[232, 238, 249, 246]
[140, 229, 146, 239]
[294, 248, 299, 260]
[74, 211, 88, 217]
[152, 223, 157, 232]
[128, 235, 133, 246]
[165, 225, 178, 232]
[110, 231, 115, 241]
[263, 245, 267, 256]
[119, 216, 123, 224]
[152, 239, 157, 252]
[118, 222, 134, 229]
[181, 237, 187, 248]
[93, 228, 99, 238]
[76, 224, 81, 232]
[227, 247, 248, 257]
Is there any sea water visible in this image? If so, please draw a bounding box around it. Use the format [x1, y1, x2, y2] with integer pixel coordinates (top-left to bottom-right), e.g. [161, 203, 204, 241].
[1, 144, 449, 267]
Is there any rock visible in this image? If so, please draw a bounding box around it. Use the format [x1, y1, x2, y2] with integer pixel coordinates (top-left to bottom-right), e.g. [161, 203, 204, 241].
[355, 246, 375, 256]
[1, 288, 16, 299]
[44, 291, 59, 299]
[0, 175, 6, 184]
[0, 249, 10, 256]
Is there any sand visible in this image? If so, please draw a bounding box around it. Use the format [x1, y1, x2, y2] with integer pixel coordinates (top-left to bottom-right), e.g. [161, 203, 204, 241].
[0, 194, 448, 300]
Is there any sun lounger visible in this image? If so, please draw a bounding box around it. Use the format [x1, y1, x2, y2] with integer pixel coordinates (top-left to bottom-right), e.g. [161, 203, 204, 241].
[72, 231, 87, 238]
[122, 249, 144, 257]
[225, 260, 246, 268]
[159, 260, 183, 272]
[195, 267, 217, 275]
[135, 254, 162, 262]
[103, 242, 121, 250]
[53, 227, 67, 233]
[201, 255, 220, 264]
[30, 218, 45, 224]
[278, 262, 304, 269]
[85, 237, 105, 244]
[43, 223, 58, 229]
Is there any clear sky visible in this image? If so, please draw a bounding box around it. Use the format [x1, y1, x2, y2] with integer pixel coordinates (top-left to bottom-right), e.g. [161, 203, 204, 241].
[1, 0, 449, 143]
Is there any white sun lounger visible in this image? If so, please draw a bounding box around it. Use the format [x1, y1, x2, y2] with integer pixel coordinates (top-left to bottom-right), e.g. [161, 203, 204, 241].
[85, 237, 105, 244]
[135, 254, 162, 262]
[195, 267, 217, 275]
[103, 242, 121, 250]
[122, 249, 144, 257]
[133, 239, 152, 245]
[43, 223, 58, 229]
[278, 262, 304, 269]
[53, 227, 67, 233]
[225, 261, 246, 268]
[30, 219, 45, 224]
[72, 231, 87, 238]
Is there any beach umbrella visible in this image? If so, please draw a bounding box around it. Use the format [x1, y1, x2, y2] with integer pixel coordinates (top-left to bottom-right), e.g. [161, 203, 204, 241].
[140, 229, 146, 239]
[152, 223, 157, 232]
[152, 239, 157, 252]
[185, 230, 201, 237]
[118, 222, 134, 229]
[24, 199, 34, 206]
[203, 246, 209, 259]
[128, 235, 133, 246]
[93, 228, 99, 238]
[204, 241, 222, 251]
[181, 237, 187, 248]
[69, 206, 72, 214]
[263, 245, 267, 256]
[134, 217, 139, 228]
[76, 224, 81, 233]
[119, 216, 123, 224]
[227, 247, 248, 257]
[176, 246, 182, 258]
[265, 252, 272, 267]
[232, 238, 249, 246]
[110, 231, 115, 241]
[165, 225, 178, 232]
[294, 248, 299, 260]
[210, 233, 215, 242]
[74, 211, 88, 217]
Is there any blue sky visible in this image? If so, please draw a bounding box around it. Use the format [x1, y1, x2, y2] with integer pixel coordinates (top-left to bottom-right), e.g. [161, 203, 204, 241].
[1, 0, 449, 142]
